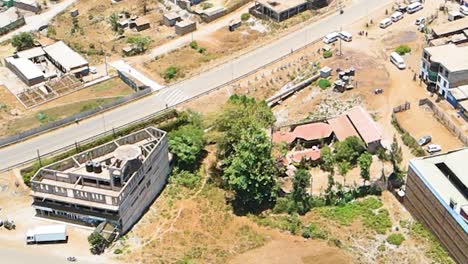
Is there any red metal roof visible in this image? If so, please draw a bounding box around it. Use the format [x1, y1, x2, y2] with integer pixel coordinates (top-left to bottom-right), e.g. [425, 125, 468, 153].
[288, 148, 321, 163]
[345, 106, 382, 144]
[272, 122, 333, 144]
[327, 115, 359, 141]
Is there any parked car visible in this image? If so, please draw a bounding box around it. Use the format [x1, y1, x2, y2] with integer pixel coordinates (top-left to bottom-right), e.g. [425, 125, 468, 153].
[427, 144, 441, 153]
[398, 4, 407, 12]
[391, 11, 404, 22]
[380, 18, 393, 29]
[390, 52, 406, 70]
[323, 32, 339, 44]
[89, 66, 97, 74]
[407, 2, 423, 14]
[417, 135, 432, 146]
[415, 17, 425, 25]
[461, 5, 468, 16]
[338, 31, 353, 42]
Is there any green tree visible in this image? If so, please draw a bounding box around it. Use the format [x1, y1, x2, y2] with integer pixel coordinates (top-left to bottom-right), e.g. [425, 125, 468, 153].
[291, 169, 311, 214]
[223, 126, 278, 212]
[357, 152, 373, 183]
[338, 161, 350, 185]
[127, 36, 151, 54]
[164, 65, 180, 80]
[390, 135, 403, 170]
[169, 125, 205, 170]
[241, 13, 251, 21]
[216, 95, 275, 158]
[334, 136, 366, 164]
[109, 13, 119, 32]
[320, 145, 335, 172]
[11, 32, 35, 51]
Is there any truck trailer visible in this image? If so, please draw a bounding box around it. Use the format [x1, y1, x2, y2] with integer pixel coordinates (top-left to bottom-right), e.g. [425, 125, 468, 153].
[26, 225, 68, 244]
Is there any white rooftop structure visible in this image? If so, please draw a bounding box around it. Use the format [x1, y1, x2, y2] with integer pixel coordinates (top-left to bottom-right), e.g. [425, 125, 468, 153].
[424, 44, 468, 72]
[43, 41, 88, 72]
[0, 8, 20, 28]
[409, 148, 468, 231]
[16, 47, 45, 60]
[5, 57, 44, 80]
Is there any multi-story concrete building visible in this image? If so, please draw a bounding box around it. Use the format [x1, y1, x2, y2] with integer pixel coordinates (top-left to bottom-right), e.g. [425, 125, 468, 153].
[420, 44, 468, 98]
[30, 127, 171, 234]
[250, 0, 311, 22]
[405, 148, 468, 264]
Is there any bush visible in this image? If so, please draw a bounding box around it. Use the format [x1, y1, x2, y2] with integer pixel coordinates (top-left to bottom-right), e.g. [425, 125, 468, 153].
[387, 233, 405, 246]
[395, 44, 411, 55]
[170, 169, 200, 189]
[318, 79, 331, 89]
[11, 32, 35, 51]
[241, 13, 251, 21]
[189, 41, 198, 50]
[302, 223, 328, 239]
[272, 197, 290, 214]
[114, 248, 123, 254]
[164, 66, 180, 80]
[323, 50, 332, 58]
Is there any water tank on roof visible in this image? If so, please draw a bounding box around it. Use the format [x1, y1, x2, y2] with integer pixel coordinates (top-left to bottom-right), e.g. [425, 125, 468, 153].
[85, 161, 94, 172]
[93, 161, 102, 174]
[114, 145, 143, 179]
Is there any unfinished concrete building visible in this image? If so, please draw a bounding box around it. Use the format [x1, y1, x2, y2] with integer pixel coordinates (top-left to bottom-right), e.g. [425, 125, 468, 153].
[405, 148, 468, 264]
[251, 0, 311, 22]
[30, 127, 171, 234]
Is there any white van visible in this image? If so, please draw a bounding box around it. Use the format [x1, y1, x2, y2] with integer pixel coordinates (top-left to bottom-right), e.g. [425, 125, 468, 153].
[415, 17, 425, 25]
[407, 2, 423, 14]
[338, 31, 352, 42]
[380, 18, 393, 28]
[323, 32, 339, 44]
[461, 5, 468, 16]
[390, 52, 406, 69]
[391, 11, 404, 22]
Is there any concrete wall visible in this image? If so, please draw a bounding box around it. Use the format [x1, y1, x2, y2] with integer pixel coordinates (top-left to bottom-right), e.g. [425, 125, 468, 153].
[405, 167, 468, 264]
[118, 136, 170, 233]
[13, 1, 41, 13]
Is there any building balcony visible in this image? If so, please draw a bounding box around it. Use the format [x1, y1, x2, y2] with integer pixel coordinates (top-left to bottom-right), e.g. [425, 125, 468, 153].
[428, 70, 438, 82]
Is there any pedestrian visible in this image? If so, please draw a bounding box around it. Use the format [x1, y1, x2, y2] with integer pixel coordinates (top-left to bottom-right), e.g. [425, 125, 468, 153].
[165, 103, 168, 109]
[365, 31, 368, 37]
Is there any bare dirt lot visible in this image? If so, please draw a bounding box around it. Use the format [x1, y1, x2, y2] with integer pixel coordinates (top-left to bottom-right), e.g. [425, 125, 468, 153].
[0, 170, 113, 264]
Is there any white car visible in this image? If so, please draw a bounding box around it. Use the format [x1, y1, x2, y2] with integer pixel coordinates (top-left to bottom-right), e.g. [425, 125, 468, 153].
[415, 17, 425, 25]
[426, 144, 441, 153]
[89, 66, 97, 74]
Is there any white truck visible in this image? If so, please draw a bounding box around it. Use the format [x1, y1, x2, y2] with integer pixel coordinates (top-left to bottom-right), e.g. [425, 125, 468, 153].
[26, 225, 68, 244]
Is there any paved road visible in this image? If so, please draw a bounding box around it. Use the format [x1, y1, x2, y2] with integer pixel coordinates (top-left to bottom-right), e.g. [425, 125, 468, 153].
[0, 0, 391, 170]
[0, 0, 77, 43]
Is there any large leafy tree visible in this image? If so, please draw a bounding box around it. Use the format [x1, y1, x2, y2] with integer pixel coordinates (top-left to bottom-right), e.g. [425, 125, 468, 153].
[334, 136, 366, 164]
[216, 95, 275, 158]
[11, 32, 35, 51]
[291, 169, 311, 214]
[223, 126, 278, 212]
[168, 125, 204, 170]
[357, 152, 373, 182]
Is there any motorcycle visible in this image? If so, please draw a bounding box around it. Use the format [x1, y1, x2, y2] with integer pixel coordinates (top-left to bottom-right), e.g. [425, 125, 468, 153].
[67, 256, 77, 262]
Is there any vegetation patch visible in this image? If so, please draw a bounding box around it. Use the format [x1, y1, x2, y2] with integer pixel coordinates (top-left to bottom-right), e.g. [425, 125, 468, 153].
[318, 79, 331, 90]
[395, 44, 411, 55]
[323, 50, 333, 58]
[386, 233, 405, 246]
[391, 115, 425, 157]
[317, 197, 392, 234]
[409, 222, 454, 263]
[241, 13, 251, 21]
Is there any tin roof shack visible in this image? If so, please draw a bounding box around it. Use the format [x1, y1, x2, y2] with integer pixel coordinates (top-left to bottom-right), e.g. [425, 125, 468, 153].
[175, 20, 196, 35]
[0, 7, 25, 36]
[16, 46, 46, 62]
[13, 0, 41, 14]
[251, 0, 311, 22]
[131, 17, 150, 32]
[163, 12, 181, 27]
[200, 6, 226, 23]
[43, 41, 89, 77]
[4, 57, 45, 86]
[30, 127, 171, 234]
[405, 149, 468, 264]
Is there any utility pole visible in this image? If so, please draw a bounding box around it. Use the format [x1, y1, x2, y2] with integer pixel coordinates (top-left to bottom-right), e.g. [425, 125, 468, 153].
[37, 149, 42, 167]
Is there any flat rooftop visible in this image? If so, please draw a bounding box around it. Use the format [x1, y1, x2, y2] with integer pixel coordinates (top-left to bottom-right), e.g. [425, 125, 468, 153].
[176, 20, 196, 27]
[409, 148, 468, 231]
[424, 44, 468, 72]
[5, 57, 44, 80]
[43, 41, 88, 71]
[256, 0, 308, 13]
[16, 47, 45, 60]
[0, 7, 20, 28]
[432, 17, 468, 36]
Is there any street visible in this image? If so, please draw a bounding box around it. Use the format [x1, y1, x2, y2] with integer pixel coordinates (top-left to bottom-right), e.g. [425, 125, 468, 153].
[0, 0, 392, 170]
